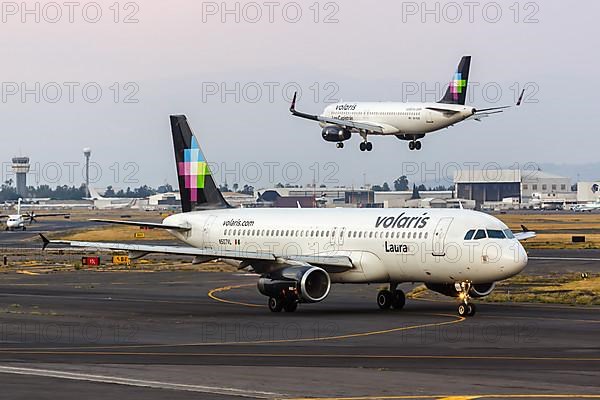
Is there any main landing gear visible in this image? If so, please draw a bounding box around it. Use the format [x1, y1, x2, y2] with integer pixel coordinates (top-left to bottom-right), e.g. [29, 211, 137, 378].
[359, 142, 373, 152]
[376, 283, 406, 310]
[408, 140, 422, 151]
[268, 296, 298, 313]
[456, 282, 476, 317]
[359, 131, 373, 152]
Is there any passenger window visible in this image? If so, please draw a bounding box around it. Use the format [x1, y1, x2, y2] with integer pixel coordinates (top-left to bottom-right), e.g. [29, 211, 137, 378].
[487, 230, 506, 239]
[358, 232, 362, 238]
[474, 230, 487, 240]
[464, 230, 475, 240]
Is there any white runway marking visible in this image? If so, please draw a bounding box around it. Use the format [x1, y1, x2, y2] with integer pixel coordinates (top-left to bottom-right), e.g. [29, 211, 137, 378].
[0, 365, 281, 398]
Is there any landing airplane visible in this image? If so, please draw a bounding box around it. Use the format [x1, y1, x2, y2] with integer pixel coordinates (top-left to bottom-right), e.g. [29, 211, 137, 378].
[290, 56, 525, 151]
[1, 198, 69, 231]
[41, 115, 534, 317]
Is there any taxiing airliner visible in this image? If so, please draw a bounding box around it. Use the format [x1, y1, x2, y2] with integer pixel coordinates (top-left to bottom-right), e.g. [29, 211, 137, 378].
[42, 115, 534, 317]
[1, 198, 69, 231]
[290, 56, 525, 151]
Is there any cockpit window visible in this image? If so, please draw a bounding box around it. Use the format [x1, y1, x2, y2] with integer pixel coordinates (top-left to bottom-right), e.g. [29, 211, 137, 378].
[503, 229, 516, 239]
[473, 229, 487, 240]
[487, 229, 506, 239]
[464, 230, 475, 240]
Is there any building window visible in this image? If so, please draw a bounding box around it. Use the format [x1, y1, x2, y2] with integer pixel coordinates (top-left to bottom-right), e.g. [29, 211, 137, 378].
[552, 185, 557, 191]
[542, 185, 547, 191]
[561, 184, 566, 190]
[522, 184, 528, 190]
[532, 184, 538, 190]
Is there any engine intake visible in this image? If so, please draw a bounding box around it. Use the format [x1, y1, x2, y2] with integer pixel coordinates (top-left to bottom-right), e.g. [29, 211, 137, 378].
[322, 126, 351, 142]
[257, 266, 331, 303]
[425, 282, 496, 298]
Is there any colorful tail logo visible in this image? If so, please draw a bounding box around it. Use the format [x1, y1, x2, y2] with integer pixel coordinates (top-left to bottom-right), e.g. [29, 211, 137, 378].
[178, 136, 211, 202]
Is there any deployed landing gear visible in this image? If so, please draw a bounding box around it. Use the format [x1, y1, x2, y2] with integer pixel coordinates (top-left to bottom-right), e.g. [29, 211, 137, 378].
[359, 141, 373, 152]
[336, 142, 344, 149]
[268, 297, 298, 313]
[408, 140, 422, 151]
[268, 296, 284, 312]
[456, 282, 477, 317]
[377, 284, 406, 310]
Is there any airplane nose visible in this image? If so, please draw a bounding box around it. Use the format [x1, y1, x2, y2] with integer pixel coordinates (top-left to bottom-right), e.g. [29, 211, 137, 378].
[513, 242, 528, 274]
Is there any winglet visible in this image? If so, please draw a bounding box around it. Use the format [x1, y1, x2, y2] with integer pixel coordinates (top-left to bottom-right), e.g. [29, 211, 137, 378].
[290, 91, 297, 113]
[516, 89, 525, 106]
[521, 224, 530, 232]
[39, 233, 50, 250]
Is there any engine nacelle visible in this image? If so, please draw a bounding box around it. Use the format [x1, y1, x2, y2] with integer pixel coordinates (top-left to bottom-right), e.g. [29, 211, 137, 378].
[322, 126, 351, 142]
[425, 282, 496, 298]
[257, 266, 331, 303]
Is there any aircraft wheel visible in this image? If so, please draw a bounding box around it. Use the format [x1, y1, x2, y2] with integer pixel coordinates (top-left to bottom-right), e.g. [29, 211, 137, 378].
[458, 303, 468, 317]
[377, 290, 393, 310]
[467, 303, 476, 316]
[283, 301, 298, 313]
[392, 290, 406, 310]
[268, 297, 284, 312]
[408, 141, 415, 150]
[336, 142, 344, 149]
[359, 142, 366, 152]
[366, 142, 373, 151]
[415, 141, 422, 150]
[22, 226, 26, 231]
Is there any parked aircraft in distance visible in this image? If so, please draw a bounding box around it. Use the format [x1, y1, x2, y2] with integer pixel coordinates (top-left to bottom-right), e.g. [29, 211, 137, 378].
[290, 56, 525, 152]
[42, 115, 534, 317]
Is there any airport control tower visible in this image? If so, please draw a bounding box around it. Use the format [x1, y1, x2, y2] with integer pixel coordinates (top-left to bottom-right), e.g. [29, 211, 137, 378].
[83, 148, 91, 197]
[11, 157, 30, 197]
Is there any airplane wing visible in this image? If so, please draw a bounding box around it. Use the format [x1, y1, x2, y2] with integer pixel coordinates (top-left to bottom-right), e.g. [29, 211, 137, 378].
[24, 212, 70, 218]
[89, 218, 191, 231]
[289, 92, 385, 133]
[514, 225, 536, 241]
[39, 234, 354, 272]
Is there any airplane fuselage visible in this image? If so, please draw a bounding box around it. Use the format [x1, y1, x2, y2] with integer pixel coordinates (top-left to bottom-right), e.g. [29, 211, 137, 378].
[321, 102, 475, 136]
[164, 208, 527, 285]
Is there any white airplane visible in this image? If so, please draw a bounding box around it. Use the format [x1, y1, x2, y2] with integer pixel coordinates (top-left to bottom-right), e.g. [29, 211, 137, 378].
[290, 56, 525, 151]
[1, 198, 69, 231]
[41, 115, 535, 317]
[572, 202, 600, 212]
[86, 186, 137, 210]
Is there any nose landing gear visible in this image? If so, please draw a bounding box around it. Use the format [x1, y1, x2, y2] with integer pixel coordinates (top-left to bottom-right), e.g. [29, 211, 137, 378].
[456, 282, 476, 317]
[336, 142, 344, 149]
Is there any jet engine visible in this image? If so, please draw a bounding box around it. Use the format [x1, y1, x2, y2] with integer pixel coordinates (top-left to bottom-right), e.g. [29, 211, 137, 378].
[257, 266, 331, 303]
[425, 282, 496, 298]
[322, 126, 351, 142]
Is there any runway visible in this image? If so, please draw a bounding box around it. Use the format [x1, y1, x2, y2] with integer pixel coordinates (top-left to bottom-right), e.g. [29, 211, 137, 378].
[0, 270, 598, 399]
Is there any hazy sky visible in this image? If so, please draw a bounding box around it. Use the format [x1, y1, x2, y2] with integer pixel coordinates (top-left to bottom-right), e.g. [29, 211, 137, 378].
[1, 0, 598, 190]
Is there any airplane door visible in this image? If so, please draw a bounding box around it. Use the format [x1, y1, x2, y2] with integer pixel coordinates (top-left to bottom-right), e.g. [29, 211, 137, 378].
[432, 217, 453, 257]
[202, 215, 217, 248]
[338, 227, 346, 247]
[425, 109, 434, 124]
